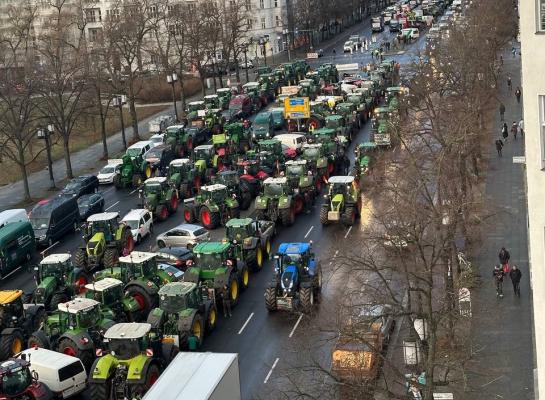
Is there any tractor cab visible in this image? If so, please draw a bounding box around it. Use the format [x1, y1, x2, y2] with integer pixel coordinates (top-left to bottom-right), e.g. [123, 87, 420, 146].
[255, 66, 272, 78]
[0, 359, 41, 398]
[225, 218, 257, 243]
[142, 177, 170, 206]
[187, 101, 206, 115]
[190, 242, 234, 271]
[157, 282, 202, 314]
[193, 145, 215, 165]
[199, 184, 230, 205]
[36, 253, 72, 284]
[328, 176, 353, 197]
[325, 115, 346, 131]
[285, 160, 310, 181]
[0, 291, 24, 328]
[101, 322, 156, 360]
[84, 278, 125, 308]
[214, 170, 240, 189]
[216, 88, 232, 110]
[385, 86, 409, 109]
[57, 298, 102, 330]
[204, 95, 221, 111]
[262, 177, 290, 198]
[242, 82, 261, 96]
[117, 251, 159, 282]
[274, 243, 317, 295]
[257, 139, 282, 156]
[168, 158, 193, 181]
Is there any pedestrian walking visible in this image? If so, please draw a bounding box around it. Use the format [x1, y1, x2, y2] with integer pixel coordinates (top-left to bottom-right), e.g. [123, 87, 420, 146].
[499, 103, 505, 121]
[519, 119, 524, 137]
[500, 55, 504, 65]
[495, 138, 504, 157]
[371, 50, 374, 60]
[493, 264, 505, 298]
[501, 122, 508, 141]
[499, 247, 511, 273]
[509, 265, 522, 297]
[507, 75, 512, 91]
[512, 46, 517, 57]
[515, 87, 522, 103]
[221, 285, 232, 317]
[511, 121, 518, 140]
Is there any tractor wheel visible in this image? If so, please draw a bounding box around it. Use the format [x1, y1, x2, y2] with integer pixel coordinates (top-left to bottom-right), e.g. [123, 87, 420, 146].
[89, 379, 111, 400]
[254, 247, 264, 271]
[193, 175, 202, 192]
[50, 293, 70, 310]
[229, 206, 240, 219]
[74, 248, 87, 269]
[320, 206, 329, 225]
[265, 287, 277, 312]
[228, 272, 240, 308]
[113, 174, 121, 189]
[240, 192, 252, 210]
[74, 270, 92, 294]
[294, 195, 304, 214]
[315, 177, 323, 193]
[0, 331, 24, 359]
[187, 137, 194, 152]
[156, 204, 169, 221]
[280, 206, 295, 227]
[341, 206, 356, 226]
[103, 248, 119, 269]
[239, 265, 250, 291]
[190, 314, 204, 347]
[179, 183, 189, 199]
[132, 364, 161, 396]
[265, 239, 272, 256]
[200, 207, 220, 230]
[328, 161, 335, 174]
[126, 285, 156, 318]
[206, 304, 218, 332]
[308, 117, 321, 130]
[58, 339, 94, 369]
[161, 342, 179, 364]
[183, 206, 196, 223]
[169, 193, 179, 213]
[300, 287, 314, 313]
[132, 174, 143, 188]
[28, 331, 51, 349]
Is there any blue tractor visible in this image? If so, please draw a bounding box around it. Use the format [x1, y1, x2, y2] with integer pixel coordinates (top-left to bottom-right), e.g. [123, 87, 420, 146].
[265, 242, 322, 313]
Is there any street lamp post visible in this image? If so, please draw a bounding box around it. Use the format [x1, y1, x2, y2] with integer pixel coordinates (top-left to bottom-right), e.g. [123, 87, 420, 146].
[166, 73, 179, 122]
[259, 37, 269, 66]
[37, 124, 55, 189]
[242, 45, 250, 82]
[112, 95, 127, 150]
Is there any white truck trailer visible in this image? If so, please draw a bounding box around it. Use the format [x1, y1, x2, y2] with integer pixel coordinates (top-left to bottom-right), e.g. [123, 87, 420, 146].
[143, 352, 241, 400]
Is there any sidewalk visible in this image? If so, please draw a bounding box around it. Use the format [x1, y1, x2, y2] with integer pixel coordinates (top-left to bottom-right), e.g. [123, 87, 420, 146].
[466, 44, 534, 399]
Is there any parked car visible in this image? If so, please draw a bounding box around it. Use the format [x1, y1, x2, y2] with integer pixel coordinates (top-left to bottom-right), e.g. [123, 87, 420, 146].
[60, 175, 99, 198]
[343, 41, 354, 52]
[97, 160, 123, 184]
[155, 246, 194, 270]
[29, 196, 80, 247]
[77, 193, 105, 220]
[144, 144, 175, 176]
[156, 223, 209, 249]
[149, 133, 166, 148]
[239, 59, 254, 69]
[121, 209, 153, 244]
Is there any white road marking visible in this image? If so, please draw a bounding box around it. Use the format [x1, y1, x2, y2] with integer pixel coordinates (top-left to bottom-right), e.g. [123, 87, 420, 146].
[344, 226, 353, 239]
[304, 226, 314, 238]
[238, 312, 254, 335]
[105, 201, 119, 211]
[102, 187, 115, 195]
[263, 358, 280, 383]
[289, 313, 304, 338]
[129, 188, 139, 195]
[40, 241, 59, 256]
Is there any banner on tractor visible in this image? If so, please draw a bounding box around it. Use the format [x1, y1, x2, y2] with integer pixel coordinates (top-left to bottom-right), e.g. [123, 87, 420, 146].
[281, 86, 300, 95]
[284, 97, 310, 119]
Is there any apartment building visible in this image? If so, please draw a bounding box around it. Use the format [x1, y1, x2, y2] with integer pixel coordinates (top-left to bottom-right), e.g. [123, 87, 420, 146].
[520, 0, 545, 397]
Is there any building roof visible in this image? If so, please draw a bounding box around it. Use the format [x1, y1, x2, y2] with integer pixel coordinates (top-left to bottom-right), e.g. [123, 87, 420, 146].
[58, 298, 99, 314]
[85, 277, 123, 292]
[328, 176, 355, 184]
[119, 251, 156, 264]
[41, 253, 71, 264]
[87, 212, 119, 222]
[159, 281, 196, 297]
[104, 323, 151, 339]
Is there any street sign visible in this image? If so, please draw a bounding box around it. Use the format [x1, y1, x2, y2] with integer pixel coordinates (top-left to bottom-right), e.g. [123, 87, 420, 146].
[512, 156, 526, 164]
[284, 97, 310, 119]
[306, 52, 318, 59]
[281, 86, 299, 95]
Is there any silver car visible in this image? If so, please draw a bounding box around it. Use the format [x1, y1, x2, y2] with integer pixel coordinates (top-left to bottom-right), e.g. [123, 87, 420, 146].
[156, 223, 209, 249]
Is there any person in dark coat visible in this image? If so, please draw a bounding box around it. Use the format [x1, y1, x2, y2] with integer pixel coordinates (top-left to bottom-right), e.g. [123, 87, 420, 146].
[499, 103, 506, 121]
[499, 247, 511, 267]
[509, 265, 522, 297]
[495, 139, 503, 157]
[501, 123, 508, 140]
[493, 264, 504, 298]
[515, 87, 522, 103]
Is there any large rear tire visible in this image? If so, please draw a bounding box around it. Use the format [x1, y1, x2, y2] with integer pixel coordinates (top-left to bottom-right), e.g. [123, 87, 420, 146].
[320, 206, 329, 225]
[341, 206, 356, 226]
[113, 174, 121, 189]
[240, 192, 252, 210]
[58, 338, 93, 369]
[28, 330, 50, 349]
[89, 379, 110, 400]
[183, 206, 196, 223]
[126, 285, 156, 319]
[265, 287, 277, 311]
[131, 364, 161, 397]
[190, 314, 204, 347]
[103, 248, 119, 269]
[50, 293, 70, 311]
[280, 206, 295, 227]
[0, 331, 24, 359]
[228, 272, 239, 308]
[239, 265, 250, 291]
[206, 304, 218, 332]
[74, 248, 87, 269]
[200, 207, 220, 229]
[300, 287, 314, 313]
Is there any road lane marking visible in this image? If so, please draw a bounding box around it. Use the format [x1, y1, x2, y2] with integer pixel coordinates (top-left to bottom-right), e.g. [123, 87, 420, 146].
[129, 188, 139, 195]
[304, 226, 314, 238]
[263, 358, 279, 383]
[344, 226, 353, 239]
[40, 241, 59, 256]
[238, 312, 254, 335]
[102, 187, 115, 195]
[105, 201, 119, 211]
[289, 313, 304, 338]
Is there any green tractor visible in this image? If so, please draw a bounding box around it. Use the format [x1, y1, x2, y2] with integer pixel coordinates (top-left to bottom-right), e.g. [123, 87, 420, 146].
[257, 139, 285, 171]
[27, 298, 115, 369]
[211, 132, 236, 170]
[335, 102, 360, 134]
[308, 128, 342, 174]
[167, 158, 201, 198]
[140, 177, 179, 222]
[184, 242, 248, 308]
[183, 184, 240, 230]
[225, 218, 275, 271]
[279, 63, 298, 85]
[255, 66, 273, 78]
[224, 121, 252, 152]
[293, 59, 310, 80]
[186, 101, 223, 133]
[32, 253, 87, 311]
[203, 94, 221, 110]
[216, 88, 232, 110]
[284, 160, 317, 209]
[192, 144, 220, 180]
[113, 154, 149, 189]
[354, 142, 377, 180]
[371, 106, 394, 147]
[325, 114, 353, 144]
[320, 176, 362, 226]
[385, 86, 409, 111]
[147, 282, 217, 350]
[317, 63, 339, 84]
[242, 82, 268, 111]
[346, 92, 370, 125]
[88, 322, 177, 400]
[301, 143, 329, 189]
[164, 124, 194, 157]
[74, 212, 134, 275]
[258, 73, 279, 98]
[96, 251, 178, 320]
[84, 277, 140, 322]
[213, 170, 255, 210]
[255, 177, 297, 226]
[298, 79, 318, 100]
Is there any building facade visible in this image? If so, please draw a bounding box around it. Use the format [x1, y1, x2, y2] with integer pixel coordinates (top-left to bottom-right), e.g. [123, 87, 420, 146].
[521, 0, 545, 397]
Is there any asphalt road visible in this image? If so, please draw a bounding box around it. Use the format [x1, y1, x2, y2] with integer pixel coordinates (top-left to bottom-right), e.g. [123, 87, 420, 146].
[0, 17, 429, 400]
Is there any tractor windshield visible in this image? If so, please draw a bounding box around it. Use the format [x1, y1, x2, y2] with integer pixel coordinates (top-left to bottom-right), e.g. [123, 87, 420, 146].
[188, 103, 204, 112]
[108, 338, 142, 359]
[287, 165, 304, 177]
[195, 252, 223, 269]
[126, 148, 142, 158]
[194, 148, 211, 160]
[41, 263, 64, 276]
[1, 367, 32, 396]
[226, 225, 250, 241]
[281, 253, 302, 268]
[210, 190, 226, 203]
[303, 148, 319, 159]
[326, 119, 340, 129]
[78, 307, 99, 328]
[145, 183, 162, 194]
[103, 285, 123, 305]
[160, 294, 187, 313]
[30, 218, 49, 230]
[330, 183, 348, 196]
[264, 183, 284, 197]
[219, 174, 238, 186]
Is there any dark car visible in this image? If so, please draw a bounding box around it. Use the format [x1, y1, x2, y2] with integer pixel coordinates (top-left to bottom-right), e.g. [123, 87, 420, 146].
[144, 144, 175, 176]
[155, 246, 194, 270]
[61, 175, 99, 198]
[77, 193, 105, 220]
[29, 195, 79, 247]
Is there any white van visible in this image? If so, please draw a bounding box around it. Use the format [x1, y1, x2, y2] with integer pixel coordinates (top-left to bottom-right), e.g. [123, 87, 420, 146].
[122, 209, 154, 244]
[274, 133, 306, 152]
[126, 140, 152, 160]
[0, 209, 29, 229]
[18, 348, 87, 398]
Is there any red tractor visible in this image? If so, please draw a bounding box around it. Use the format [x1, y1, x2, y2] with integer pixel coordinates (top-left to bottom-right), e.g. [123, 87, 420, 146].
[0, 358, 52, 399]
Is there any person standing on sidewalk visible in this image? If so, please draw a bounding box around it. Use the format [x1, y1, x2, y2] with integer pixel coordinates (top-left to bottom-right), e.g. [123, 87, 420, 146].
[495, 138, 504, 157]
[499, 247, 511, 272]
[493, 265, 505, 298]
[509, 265, 522, 297]
[515, 87, 522, 103]
[507, 75, 512, 91]
[511, 121, 518, 140]
[502, 122, 508, 141]
[499, 103, 506, 121]
[221, 285, 232, 317]
[519, 119, 524, 137]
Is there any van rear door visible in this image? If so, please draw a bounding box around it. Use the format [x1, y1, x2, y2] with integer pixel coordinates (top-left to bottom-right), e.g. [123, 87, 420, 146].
[57, 360, 87, 398]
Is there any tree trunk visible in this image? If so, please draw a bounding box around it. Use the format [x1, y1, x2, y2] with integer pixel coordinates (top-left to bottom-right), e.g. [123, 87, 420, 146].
[17, 148, 31, 201]
[63, 136, 73, 179]
[96, 86, 108, 160]
[128, 82, 140, 142]
[200, 75, 206, 97]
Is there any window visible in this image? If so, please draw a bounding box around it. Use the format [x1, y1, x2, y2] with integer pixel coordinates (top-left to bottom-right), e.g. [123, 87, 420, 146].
[260, 0, 264, 8]
[245, 0, 251, 10]
[541, 96, 545, 167]
[540, 0, 545, 31]
[58, 362, 84, 382]
[88, 28, 103, 42]
[275, 15, 280, 26]
[148, 5, 158, 18]
[85, 8, 101, 22]
[261, 17, 266, 29]
[274, 0, 278, 6]
[247, 18, 253, 29]
[106, 8, 119, 20]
